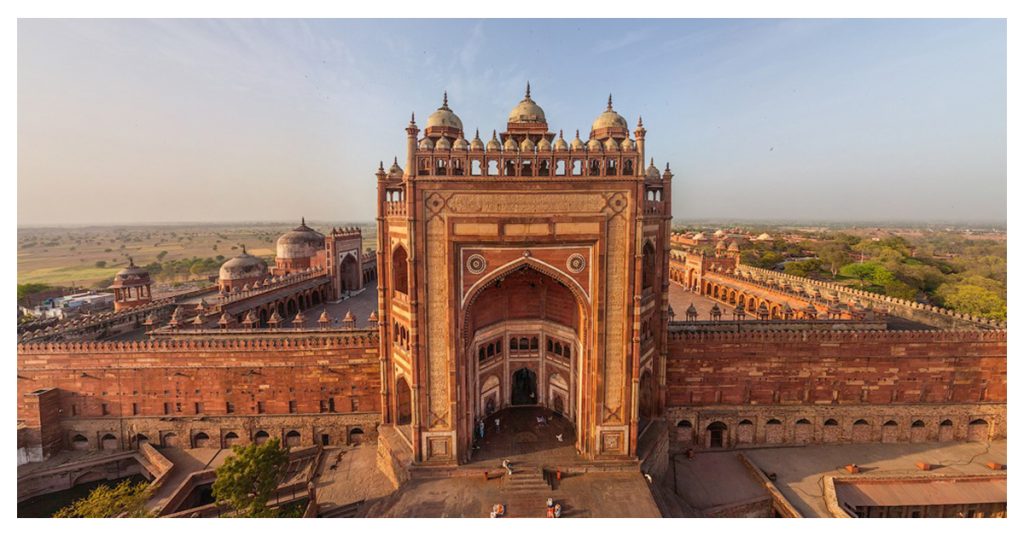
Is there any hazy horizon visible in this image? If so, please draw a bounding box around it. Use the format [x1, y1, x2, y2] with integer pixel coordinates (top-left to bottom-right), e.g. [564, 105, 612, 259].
[18, 19, 1007, 226]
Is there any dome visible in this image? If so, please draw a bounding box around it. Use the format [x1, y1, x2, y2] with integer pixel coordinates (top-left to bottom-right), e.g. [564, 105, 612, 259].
[435, 136, 451, 150]
[276, 218, 325, 260]
[503, 137, 518, 152]
[520, 138, 535, 152]
[425, 92, 463, 132]
[603, 138, 619, 151]
[112, 257, 150, 287]
[507, 83, 546, 124]
[470, 129, 485, 151]
[219, 247, 268, 281]
[591, 95, 628, 132]
[537, 137, 551, 151]
[486, 130, 501, 152]
[728, 241, 740, 252]
[570, 130, 585, 151]
[620, 137, 634, 151]
[452, 136, 469, 150]
[645, 159, 660, 180]
[388, 157, 403, 178]
[553, 131, 568, 151]
[418, 137, 434, 150]
[692, 232, 706, 240]
[714, 229, 726, 237]
[755, 233, 773, 241]
[587, 138, 603, 152]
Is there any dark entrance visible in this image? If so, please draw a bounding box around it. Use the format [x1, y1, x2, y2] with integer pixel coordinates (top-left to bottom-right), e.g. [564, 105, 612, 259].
[511, 368, 537, 405]
[708, 421, 727, 448]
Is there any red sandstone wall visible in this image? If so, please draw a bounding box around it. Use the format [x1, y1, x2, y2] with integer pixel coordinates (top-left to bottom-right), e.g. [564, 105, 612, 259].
[469, 269, 579, 333]
[17, 334, 381, 423]
[666, 330, 1006, 407]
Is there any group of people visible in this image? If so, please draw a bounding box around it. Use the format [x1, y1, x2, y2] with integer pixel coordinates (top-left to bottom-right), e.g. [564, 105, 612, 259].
[488, 498, 562, 518]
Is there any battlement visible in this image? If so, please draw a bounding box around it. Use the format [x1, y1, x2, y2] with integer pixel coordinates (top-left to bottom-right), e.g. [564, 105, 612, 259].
[330, 226, 362, 238]
[16, 330, 379, 354]
[667, 327, 1006, 344]
[737, 264, 1004, 329]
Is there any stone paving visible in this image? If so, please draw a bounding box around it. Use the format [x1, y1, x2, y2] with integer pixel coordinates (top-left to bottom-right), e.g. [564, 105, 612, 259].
[669, 284, 751, 321]
[312, 443, 395, 515]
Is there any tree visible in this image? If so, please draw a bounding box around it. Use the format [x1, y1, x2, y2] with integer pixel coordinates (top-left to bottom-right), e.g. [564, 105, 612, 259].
[17, 283, 52, 301]
[817, 243, 850, 278]
[157, 250, 168, 261]
[212, 438, 289, 517]
[936, 282, 1007, 321]
[53, 479, 153, 518]
[95, 261, 107, 268]
[839, 262, 880, 288]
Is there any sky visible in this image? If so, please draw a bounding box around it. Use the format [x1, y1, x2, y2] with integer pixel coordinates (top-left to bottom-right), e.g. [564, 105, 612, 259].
[17, 19, 1007, 226]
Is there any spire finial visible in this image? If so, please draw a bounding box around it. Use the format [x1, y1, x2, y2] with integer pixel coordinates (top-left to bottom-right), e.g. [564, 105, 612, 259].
[475, 128, 480, 139]
[607, 94, 613, 110]
[665, 162, 671, 171]
[410, 112, 415, 123]
[241, 244, 246, 254]
[301, 216, 306, 226]
[650, 158, 654, 166]
[638, 115, 644, 128]
[442, 91, 448, 108]
[393, 156, 398, 165]
[525, 81, 531, 99]
[575, 129, 580, 138]
[492, 129, 497, 139]
[128, 256, 134, 267]
[559, 129, 564, 139]
[378, 160, 384, 171]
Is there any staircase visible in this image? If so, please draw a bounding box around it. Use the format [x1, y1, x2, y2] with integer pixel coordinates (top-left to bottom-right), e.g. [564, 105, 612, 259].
[500, 464, 555, 518]
[318, 500, 363, 518]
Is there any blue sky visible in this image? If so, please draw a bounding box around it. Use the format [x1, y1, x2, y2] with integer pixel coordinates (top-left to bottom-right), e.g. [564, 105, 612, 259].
[18, 19, 1006, 225]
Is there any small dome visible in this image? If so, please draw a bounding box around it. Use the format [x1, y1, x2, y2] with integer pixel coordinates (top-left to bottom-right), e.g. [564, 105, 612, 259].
[645, 158, 660, 180]
[587, 138, 603, 152]
[537, 137, 551, 151]
[692, 232, 706, 240]
[503, 137, 518, 152]
[755, 233, 773, 241]
[425, 92, 463, 132]
[276, 218, 325, 260]
[435, 136, 451, 150]
[620, 138, 634, 151]
[520, 138, 535, 152]
[507, 83, 546, 124]
[470, 129, 485, 151]
[388, 157, 403, 178]
[486, 130, 501, 152]
[112, 257, 151, 288]
[570, 130, 585, 151]
[713, 229, 726, 237]
[728, 241, 740, 252]
[604, 138, 619, 151]
[219, 247, 268, 281]
[591, 95, 628, 132]
[553, 131, 568, 151]
[418, 137, 434, 150]
[452, 136, 469, 150]
[716, 240, 728, 250]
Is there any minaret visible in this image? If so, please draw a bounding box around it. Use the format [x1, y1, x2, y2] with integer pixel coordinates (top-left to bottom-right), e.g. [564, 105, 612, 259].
[405, 113, 418, 180]
[634, 116, 646, 178]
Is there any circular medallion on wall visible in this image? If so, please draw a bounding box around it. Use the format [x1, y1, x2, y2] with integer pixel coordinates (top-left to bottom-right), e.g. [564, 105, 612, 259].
[466, 254, 487, 275]
[566, 253, 587, 274]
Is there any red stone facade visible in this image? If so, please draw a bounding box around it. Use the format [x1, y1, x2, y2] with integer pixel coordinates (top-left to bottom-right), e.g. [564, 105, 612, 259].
[17, 334, 381, 452]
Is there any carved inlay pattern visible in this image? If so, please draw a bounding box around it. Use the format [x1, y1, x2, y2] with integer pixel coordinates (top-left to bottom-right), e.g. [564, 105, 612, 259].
[566, 253, 586, 274]
[466, 254, 487, 275]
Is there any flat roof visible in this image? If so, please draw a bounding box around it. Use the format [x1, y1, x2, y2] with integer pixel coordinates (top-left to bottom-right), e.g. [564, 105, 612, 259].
[836, 477, 1006, 507]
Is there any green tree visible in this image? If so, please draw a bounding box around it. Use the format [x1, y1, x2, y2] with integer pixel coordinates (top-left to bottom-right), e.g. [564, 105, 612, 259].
[157, 250, 168, 261]
[817, 243, 850, 277]
[212, 438, 289, 517]
[839, 262, 880, 288]
[936, 282, 1007, 321]
[53, 479, 153, 518]
[783, 258, 822, 278]
[95, 260, 107, 268]
[17, 283, 52, 301]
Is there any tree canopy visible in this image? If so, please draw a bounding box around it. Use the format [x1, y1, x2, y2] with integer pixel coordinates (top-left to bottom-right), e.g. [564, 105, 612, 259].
[53, 479, 153, 518]
[212, 438, 289, 517]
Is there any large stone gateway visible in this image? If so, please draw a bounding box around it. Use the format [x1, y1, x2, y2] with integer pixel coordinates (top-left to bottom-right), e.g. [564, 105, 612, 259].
[376, 87, 672, 464]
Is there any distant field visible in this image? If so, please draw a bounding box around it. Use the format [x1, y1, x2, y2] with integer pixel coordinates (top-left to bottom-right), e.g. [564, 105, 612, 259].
[17, 222, 377, 289]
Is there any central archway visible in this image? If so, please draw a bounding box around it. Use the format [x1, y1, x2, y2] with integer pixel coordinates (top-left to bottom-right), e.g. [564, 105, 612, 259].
[459, 261, 590, 462]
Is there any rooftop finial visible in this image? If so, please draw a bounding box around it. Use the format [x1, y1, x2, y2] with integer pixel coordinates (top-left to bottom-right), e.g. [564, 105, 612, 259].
[241, 244, 247, 254]
[442, 91, 448, 108]
[575, 129, 580, 139]
[650, 158, 654, 166]
[525, 81, 531, 99]
[393, 156, 398, 165]
[607, 93, 613, 110]
[301, 216, 306, 226]
[410, 112, 415, 123]
[559, 129, 564, 139]
[637, 115, 644, 127]
[128, 256, 134, 267]
[378, 160, 384, 171]
[475, 128, 480, 139]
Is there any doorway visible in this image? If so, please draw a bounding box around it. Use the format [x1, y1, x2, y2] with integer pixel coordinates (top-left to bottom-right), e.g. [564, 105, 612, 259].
[511, 368, 537, 406]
